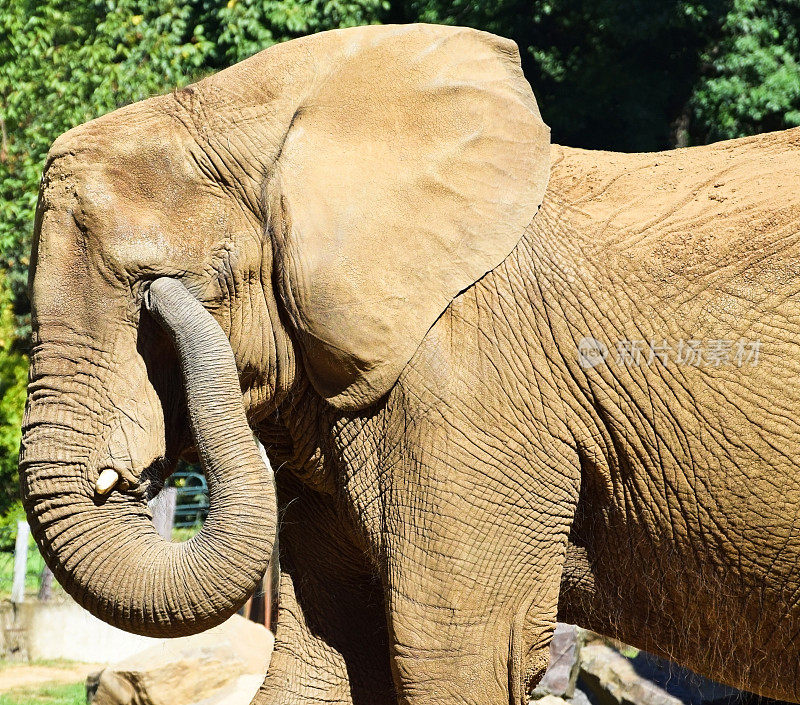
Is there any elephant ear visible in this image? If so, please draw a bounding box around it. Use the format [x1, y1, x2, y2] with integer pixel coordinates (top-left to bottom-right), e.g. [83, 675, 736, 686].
[267, 24, 551, 410]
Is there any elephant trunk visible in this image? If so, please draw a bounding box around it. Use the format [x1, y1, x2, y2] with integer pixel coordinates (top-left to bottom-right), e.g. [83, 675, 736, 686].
[20, 278, 275, 637]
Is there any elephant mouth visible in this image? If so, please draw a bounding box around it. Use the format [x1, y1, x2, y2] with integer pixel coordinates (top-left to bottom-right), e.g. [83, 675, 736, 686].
[133, 447, 199, 505]
[116, 456, 178, 504]
[92, 419, 186, 502]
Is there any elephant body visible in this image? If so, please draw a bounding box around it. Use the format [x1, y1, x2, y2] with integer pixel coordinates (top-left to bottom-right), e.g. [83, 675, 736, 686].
[259, 127, 800, 704]
[547, 133, 800, 697]
[19, 23, 800, 705]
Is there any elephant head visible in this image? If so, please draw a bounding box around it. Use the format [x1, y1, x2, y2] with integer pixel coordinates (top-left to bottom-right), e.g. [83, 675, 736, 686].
[20, 24, 550, 636]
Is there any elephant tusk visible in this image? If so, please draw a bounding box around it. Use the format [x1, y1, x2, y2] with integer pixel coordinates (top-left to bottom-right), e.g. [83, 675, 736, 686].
[95, 468, 119, 495]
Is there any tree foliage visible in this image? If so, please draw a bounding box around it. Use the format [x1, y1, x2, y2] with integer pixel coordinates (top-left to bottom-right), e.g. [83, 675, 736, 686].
[690, 0, 800, 140]
[0, 285, 25, 514]
[0, 0, 799, 508]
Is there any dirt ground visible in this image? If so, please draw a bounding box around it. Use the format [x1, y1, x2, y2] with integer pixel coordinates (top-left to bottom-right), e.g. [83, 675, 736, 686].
[0, 661, 102, 691]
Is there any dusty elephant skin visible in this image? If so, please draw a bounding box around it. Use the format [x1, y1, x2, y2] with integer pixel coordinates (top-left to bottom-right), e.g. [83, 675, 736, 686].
[18, 21, 800, 705]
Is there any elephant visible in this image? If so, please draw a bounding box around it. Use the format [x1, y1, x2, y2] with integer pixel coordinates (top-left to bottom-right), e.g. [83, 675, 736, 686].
[19, 21, 800, 705]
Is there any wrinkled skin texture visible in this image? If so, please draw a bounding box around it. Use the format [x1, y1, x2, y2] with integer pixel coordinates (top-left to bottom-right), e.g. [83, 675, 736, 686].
[20, 22, 800, 705]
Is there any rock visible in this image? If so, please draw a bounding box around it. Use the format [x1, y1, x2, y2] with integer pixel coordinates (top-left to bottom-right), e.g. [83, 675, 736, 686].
[533, 695, 572, 705]
[535, 623, 585, 698]
[87, 615, 273, 705]
[193, 674, 265, 705]
[579, 643, 683, 705]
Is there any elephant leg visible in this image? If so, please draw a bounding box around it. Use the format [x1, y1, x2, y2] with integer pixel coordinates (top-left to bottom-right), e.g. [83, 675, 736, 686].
[253, 474, 395, 705]
[385, 517, 573, 705]
[376, 410, 580, 705]
[253, 567, 354, 705]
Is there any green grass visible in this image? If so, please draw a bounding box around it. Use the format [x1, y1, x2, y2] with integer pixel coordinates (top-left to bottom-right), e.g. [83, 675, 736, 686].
[0, 681, 84, 705]
[0, 659, 79, 671]
[171, 524, 202, 542]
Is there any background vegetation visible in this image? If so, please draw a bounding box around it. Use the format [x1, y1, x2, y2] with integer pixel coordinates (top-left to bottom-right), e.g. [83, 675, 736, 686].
[1, 0, 799, 513]
[0, 679, 85, 705]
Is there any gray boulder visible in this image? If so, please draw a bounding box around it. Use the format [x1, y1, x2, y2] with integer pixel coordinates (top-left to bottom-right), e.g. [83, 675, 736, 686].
[579, 643, 683, 705]
[535, 624, 586, 699]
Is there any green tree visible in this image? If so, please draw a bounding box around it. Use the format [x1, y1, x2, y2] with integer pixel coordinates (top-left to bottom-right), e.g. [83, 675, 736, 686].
[690, 0, 800, 141]
[0, 282, 26, 514]
[213, 0, 388, 64]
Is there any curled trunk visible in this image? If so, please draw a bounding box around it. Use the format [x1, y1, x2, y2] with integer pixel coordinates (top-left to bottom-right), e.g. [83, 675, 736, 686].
[20, 278, 275, 637]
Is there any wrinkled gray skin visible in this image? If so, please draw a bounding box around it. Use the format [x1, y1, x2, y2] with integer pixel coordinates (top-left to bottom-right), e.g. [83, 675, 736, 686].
[19, 24, 800, 705]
